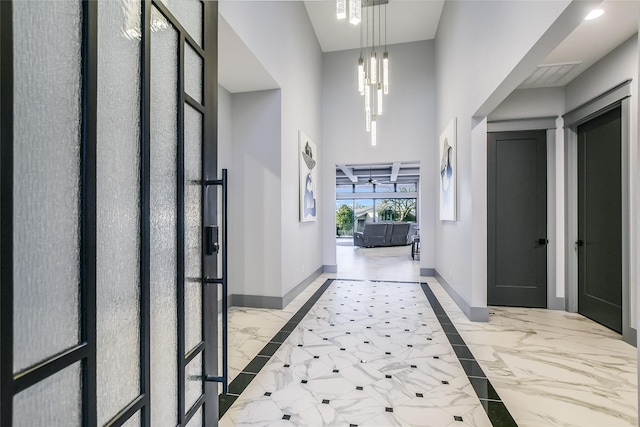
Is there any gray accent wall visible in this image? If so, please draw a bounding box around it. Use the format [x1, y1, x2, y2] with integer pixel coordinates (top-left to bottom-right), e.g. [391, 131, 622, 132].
[434, 0, 598, 320]
[218, 2, 324, 301]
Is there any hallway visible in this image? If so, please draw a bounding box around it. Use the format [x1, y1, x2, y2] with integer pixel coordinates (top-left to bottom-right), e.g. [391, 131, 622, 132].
[218, 245, 637, 426]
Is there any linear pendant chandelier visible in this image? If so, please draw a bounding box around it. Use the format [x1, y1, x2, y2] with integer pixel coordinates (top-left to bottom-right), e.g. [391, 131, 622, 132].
[337, 0, 389, 146]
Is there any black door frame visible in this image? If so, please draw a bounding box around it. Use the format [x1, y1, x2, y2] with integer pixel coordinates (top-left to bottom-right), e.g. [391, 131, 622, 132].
[563, 80, 634, 346]
[0, 1, 218, 424]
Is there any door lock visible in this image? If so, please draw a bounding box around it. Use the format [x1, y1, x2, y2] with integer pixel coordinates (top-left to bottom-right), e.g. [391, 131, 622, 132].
[206, 225, 219, 255]
[538, 238, 548, 245]
[575, 240, 584, 247]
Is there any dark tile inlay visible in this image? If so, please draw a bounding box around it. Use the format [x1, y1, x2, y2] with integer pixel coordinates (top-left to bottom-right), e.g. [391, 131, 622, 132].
[433, 356, 440, 359]
[385, 352, 391, 355]
[441, 380, 449, 385]
[407, 344, 413, 348]
[410, 365, 417, 368]
[453, 345, 475, 360]
[323, 338, 328, 341]
[228, 372, 257, 395]
[481, 400, 518, 426]
[218, 394, 238, 417]
[282, 415, 291, 420]
[322, 399, 330, 404]
[454, 415, 463, 422]
[258, 342, 281, 357]
[313, 355, 319, 359]
[333, 369, 340, 373]
[447, 333, 466, 345]
[243, 356, 270, 374]
[469, 377, 501, 401]
[356, 386, 364, 390]
[385, 375, 392, 379]
[284, 364, 290, 368]
[264, 392, 272, 396]
[420, 282, 517, 427]
[271, 331, 291, 343]
[416, 393, 423, 398]
[460, 359, 486, 378]
[301, 380, 308, 384]
[385, 407, 393, 413]
[297, 344, 303, 348]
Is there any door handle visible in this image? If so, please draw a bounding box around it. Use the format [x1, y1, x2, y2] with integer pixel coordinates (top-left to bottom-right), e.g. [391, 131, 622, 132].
[575, 240, 584, 247]
[538, 238, 548, 245]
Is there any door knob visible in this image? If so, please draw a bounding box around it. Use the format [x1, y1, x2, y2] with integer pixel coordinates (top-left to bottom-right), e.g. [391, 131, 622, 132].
[538, 238, 548, 245]
[575, 240, 584, 247]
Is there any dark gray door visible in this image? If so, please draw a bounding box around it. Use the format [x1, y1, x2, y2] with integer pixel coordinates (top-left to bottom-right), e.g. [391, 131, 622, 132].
[488, 130, 547, 307]
[577, 107, 622, 333]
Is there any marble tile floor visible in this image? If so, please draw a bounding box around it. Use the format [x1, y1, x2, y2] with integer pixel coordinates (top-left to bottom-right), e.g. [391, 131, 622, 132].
[218, 243, 638, 426]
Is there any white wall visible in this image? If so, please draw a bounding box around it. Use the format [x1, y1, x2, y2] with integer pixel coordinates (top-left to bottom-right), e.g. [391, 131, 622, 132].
[321, 41, 436, 271]
[433, 0, 593, 318]
[219, 2, 323, 301]
[565, 34, 639, 329]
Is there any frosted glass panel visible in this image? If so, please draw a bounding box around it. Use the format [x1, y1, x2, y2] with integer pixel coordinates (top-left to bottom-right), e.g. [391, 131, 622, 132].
[12, 0, 81, 372]
[96, 0, 142, 424]
[184, 104, 202, 279]
[185, 352, 203, 413]
[186, 407, 203, 426]
[150, 7, 179, 427]
[158, 0, 202, 46]
[184, 43, 203, 104]
[13, 362, 81, 426]
[122, 411, 141, 427]
[184, 104, 202, 353]
[185, 281, 202, 354]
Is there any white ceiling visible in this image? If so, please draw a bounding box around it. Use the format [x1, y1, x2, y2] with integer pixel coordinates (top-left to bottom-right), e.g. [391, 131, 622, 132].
[219, 0, 639, 93]
[520, 0, 639, 88]
[303, 0, 444, 52]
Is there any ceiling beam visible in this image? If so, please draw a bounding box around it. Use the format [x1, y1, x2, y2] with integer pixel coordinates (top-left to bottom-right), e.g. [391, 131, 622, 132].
[338, 164, 358, 183]
[390, 162, 401, 182]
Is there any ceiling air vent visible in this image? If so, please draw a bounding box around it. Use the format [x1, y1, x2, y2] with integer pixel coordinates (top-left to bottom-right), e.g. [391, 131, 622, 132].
[519, 62, 581, 89]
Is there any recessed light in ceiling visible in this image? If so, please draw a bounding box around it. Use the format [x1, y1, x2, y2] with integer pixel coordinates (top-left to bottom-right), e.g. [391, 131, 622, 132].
[585, 9, 604, 21]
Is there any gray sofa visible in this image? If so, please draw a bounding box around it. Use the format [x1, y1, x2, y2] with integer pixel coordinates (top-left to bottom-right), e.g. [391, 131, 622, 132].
[353, 222, 417, 247]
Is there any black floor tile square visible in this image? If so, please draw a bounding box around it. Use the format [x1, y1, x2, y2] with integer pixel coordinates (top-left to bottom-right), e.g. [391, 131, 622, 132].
[218, 394, 238, 418]
[281, 321, 298, 333]
[228, 373, 257, 395]
[356, 386, 364, 390]
[282, 414, 291, 420]
[454, 415, 463, 422]
[452, 345, 475, 360]
[270, 331, 291, 343]
[441, 323, 458, 334]
[258, 342, 281, 357]
[481, 400, 518, 427]
[469, 377, 501, 401]
[446, 333, 466, 345]
[242, 355, 270, 374]
[459, 359, 486, 378]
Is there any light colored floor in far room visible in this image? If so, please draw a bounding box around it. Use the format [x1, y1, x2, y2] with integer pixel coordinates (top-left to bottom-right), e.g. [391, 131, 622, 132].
[218, 240, 638, 426]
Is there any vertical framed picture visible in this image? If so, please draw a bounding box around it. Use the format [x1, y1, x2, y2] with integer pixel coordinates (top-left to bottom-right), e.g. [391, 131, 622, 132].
[439, 118, 456, 221]
[299, 131, 317, 222]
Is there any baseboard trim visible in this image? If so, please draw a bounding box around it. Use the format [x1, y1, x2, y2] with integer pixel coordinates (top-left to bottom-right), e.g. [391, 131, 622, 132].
[434, 270, 488, 322]
[230, 294, 282, 309]
[623, 326, 637, 347]
[323, 264, 338, 273]
[230, 266, 324, 310]
[420, 268, 435, 277]
[283, 266, 324, 307]
[547, 297, 565, 311]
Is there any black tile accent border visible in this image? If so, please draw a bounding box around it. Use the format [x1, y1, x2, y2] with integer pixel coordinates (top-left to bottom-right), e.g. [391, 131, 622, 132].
[218, 279, 335, 419]
[420, 283, 518, 427]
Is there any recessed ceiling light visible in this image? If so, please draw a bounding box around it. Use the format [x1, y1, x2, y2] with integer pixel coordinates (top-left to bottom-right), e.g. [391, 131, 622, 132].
[585, 9, 604, 21]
